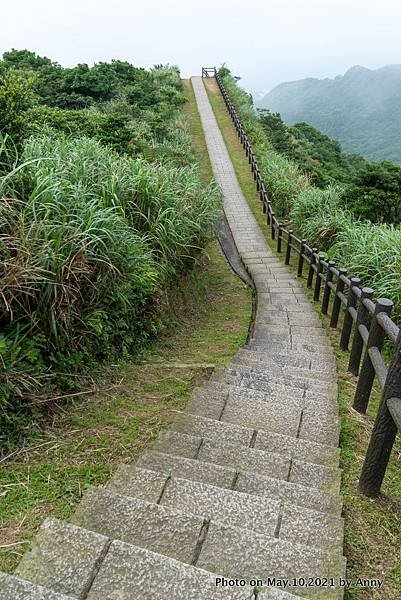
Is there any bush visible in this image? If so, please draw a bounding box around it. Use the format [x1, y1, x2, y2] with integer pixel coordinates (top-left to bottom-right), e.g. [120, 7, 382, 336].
[0, 133, 220, 439]
[290, 186, 351, 249]
[342, 161, 401, 224]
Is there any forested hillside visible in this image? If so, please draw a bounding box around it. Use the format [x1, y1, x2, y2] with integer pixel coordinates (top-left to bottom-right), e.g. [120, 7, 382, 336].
[259, 64, 401, 163]
[0, 50, 220, 443]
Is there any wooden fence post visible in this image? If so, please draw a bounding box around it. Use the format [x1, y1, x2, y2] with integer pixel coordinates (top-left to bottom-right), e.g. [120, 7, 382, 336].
[348, 287, 374, 375]
[297, 239, 306, 277]
[330, 268, 347, 328]
[339, 277, 361, 350]
[277, 223, 283, 252]
[307, 248, 318, 288]
[313, 255, 325, 302]
[359, 328, 401, 497]
[271, 213, 276, 240]
[285, 230, 293, 265]
[322, 260, 335, 314]
[353, 298, 393, 413]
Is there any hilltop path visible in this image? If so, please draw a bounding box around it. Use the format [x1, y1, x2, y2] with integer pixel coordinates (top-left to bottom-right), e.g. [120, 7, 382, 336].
[0, 77, 345, 599]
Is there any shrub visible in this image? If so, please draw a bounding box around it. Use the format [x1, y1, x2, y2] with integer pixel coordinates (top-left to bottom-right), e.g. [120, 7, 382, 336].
[290, 186, 351, 249]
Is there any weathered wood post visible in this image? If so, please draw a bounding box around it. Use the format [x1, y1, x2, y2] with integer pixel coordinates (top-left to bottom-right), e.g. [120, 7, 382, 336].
[313, 255, 325, 302]
[307, 248, 318, 288]
[330, 268, 347, 328]
[285, 230, 293, 265]
[359, 328, 401, 497]
[348, 287, 374, 375]
[322, 260, 335, 314]
[297, 239, 306, 277]
[339, 277, 361, 350]
[353, 298, 393, 413]
[271, 213, 276, 240]
[277, 223, 283, 253]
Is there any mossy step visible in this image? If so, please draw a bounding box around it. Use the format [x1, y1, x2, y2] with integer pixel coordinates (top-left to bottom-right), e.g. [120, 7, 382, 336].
[179, 396, 340, 448]
[73, 485, 204, 564]
[210, 365, 337, 396]
[197, 521, 345, 599]
[231, 355, 336, 382]
[154, 424, 340, 469]
[109, 465, 281, 536]
[0, 573, 74, 600]
[15, 518, 109, 598]
[152, 430, 341, 514]
[237, 346, 337, 371]
[133, 452, 344, 549]
[87, 539, 301, 599]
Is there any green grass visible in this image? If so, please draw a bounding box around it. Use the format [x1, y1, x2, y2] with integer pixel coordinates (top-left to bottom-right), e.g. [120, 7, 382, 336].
[0, 83, 252, 573]
[205, 77, 401, 600]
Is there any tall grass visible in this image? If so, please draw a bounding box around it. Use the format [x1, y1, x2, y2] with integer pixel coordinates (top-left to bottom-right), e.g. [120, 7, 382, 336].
[0, 132, 220, 441]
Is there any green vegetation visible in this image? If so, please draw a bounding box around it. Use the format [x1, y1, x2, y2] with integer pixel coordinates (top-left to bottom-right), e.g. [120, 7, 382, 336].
[0, 77, 251, 572]
[259, 64, 401, 164]
[218, 67, 401, 320]
[0, 240, 251, 574]
[0, 50, 220, 445]
[205, 77, 401, 599]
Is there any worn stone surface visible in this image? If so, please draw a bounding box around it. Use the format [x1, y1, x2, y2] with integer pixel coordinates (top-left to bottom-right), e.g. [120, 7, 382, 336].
[170, 413, 254, 446]
[0, 574, 74, 600]
[72, 486, 203, 564]
[136, 450, 236, 488]
[235, 471, 342, 515]
[198, 438, 291, 479]
[88, 541, 255, 599]
[160, 477, 281, 535]
[151, 430, 202, 459]
[279, 503, 344, 550]
[254, 429, 340, 467]
[107, 465, 167, 502]
[197, 522, 345, 598]
[15, 518, 109, 598]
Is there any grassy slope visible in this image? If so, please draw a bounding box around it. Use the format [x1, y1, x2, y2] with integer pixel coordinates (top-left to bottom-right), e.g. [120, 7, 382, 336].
[204, 77, 401, 600]
[0, 80, 251, 573]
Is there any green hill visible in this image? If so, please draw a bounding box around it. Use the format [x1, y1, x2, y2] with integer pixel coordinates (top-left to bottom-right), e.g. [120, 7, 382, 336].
[258, 64, 401, 163]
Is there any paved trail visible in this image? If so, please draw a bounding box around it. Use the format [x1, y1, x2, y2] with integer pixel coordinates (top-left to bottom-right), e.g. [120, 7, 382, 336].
[0, 77, 345, 599]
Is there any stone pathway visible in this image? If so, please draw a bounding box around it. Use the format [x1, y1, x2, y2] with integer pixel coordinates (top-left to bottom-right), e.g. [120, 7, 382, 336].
[0, 77, 345, 599]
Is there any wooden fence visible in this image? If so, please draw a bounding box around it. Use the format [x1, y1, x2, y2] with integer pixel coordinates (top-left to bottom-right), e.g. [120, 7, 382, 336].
[202, 66, 401, 498]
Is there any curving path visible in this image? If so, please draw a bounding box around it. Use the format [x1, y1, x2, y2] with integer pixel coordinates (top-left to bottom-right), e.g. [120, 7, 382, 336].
[0, 77, 345, 599]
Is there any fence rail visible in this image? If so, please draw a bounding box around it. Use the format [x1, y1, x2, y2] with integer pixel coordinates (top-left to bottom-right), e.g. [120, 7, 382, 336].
[202, 66, 401, 498]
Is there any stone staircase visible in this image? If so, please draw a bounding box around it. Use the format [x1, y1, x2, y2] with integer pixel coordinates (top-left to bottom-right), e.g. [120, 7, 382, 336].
[0, 76, 346, 599]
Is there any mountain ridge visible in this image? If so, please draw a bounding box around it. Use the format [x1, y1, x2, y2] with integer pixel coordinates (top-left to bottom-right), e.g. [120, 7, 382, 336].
[258, 64, 401, 163]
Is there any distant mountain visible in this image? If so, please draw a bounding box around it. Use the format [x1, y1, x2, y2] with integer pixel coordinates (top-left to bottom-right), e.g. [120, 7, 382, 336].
[258, 65, 401, 163]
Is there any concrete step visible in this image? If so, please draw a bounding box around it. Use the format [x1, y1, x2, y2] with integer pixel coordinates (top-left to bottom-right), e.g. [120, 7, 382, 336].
[247, 340, 332, 357]
[0, 573, 74, 600]
[133, 452, 344, 549]
[109, 464, 341, 534]
[14, 518, 109, 598]
[87, 539, 302, 599]
[109, 466, 281, 536]
[236, 346, 337, 372]
[149, 432, 342, 514]
[230, 353, 336, 382]
[197, 522, 345, 599]
[154, 424, 340, 469]
[197, 379, 338, 413]
[211, 364, 337, 396]
[181, 393, 340, 448]
[72, 485, 204, 564]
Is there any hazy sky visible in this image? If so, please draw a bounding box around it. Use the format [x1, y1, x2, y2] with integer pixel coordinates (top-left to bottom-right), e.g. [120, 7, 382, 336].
[2, 0, 401, 95]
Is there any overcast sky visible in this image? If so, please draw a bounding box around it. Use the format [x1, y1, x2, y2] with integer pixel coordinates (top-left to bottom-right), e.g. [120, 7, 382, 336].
[2, 0, 401, 95]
